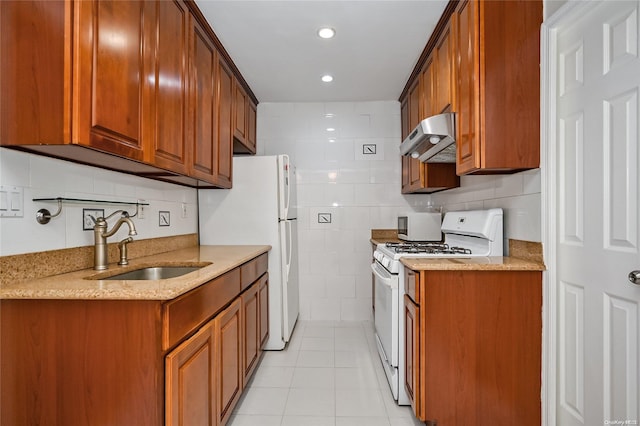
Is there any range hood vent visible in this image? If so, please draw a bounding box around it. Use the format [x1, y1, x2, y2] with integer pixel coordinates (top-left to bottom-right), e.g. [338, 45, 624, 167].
[399, 112, 456, 163]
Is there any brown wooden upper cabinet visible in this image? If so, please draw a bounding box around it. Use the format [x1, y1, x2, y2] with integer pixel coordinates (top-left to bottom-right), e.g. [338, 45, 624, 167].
[399, 0, 542, 182]
[434, 16, 455, 115]
[215, 57, 235, 188]
[233, 79, 258, 154]
[248, 100, 258, 153]
[400, 56, 459, 194]
[151, 0, 191, 176]
[234, 81, 248, 143]
[455, 0, 542, 174]
[0, 0, 257, 188]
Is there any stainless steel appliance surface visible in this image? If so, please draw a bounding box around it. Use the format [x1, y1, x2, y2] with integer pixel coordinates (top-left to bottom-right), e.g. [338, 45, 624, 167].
[371, 208, 504, 405]
[399, 112, 456, 163]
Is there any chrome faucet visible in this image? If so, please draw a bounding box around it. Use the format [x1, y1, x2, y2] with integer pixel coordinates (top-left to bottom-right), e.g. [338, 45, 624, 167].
[93, 214, 137, 270]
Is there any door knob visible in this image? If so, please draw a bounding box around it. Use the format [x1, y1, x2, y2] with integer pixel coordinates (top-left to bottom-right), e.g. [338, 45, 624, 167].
[629, 270, 640, 285]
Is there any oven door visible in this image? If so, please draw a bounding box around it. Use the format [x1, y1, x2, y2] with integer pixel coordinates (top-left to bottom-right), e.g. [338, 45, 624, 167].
[371, 260, 399, 367]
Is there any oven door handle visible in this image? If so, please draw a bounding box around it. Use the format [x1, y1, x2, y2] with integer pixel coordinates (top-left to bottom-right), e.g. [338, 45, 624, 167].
[371, 262, 397, 289]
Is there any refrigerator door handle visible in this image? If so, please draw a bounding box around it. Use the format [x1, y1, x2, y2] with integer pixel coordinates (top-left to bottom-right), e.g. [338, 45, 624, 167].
[284, 155, 290, 218]
[286, 220, 292, 275]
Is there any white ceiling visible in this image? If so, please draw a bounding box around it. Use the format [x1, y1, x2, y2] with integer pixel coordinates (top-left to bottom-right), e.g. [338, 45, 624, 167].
[195, 0, 449, 103]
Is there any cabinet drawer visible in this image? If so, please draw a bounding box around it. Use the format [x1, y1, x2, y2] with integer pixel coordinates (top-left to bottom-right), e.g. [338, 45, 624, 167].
[405, 269, 419, 303]
[163, 268, 241, 350]
[240, 253, 268, 290]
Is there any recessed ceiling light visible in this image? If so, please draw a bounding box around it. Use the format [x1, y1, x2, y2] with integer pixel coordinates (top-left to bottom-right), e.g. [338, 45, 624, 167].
[321, 75, 333, 83]
[318, 27, 336, 39]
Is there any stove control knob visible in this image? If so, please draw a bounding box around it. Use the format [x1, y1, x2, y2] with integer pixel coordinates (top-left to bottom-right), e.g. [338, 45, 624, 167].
[629, 270, 640, 285]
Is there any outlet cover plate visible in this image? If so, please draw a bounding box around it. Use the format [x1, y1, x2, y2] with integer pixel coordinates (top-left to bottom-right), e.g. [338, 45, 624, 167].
[159, 211, 170, 227]
[83, 209, 104, 230]
[317, 213, 332, 224]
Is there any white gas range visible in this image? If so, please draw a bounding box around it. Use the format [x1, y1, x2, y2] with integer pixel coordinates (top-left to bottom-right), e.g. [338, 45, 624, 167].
[371, 208, 504, 405]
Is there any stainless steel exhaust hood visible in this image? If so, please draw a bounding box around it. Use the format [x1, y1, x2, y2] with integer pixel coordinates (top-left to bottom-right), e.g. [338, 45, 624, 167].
[399, 112, 456, 163]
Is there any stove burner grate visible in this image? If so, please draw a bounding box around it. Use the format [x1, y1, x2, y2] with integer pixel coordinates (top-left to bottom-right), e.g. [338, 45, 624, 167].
[384, 242, 472, 255]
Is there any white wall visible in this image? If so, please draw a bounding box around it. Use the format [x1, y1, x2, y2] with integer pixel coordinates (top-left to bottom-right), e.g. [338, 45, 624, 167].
[258, 101, 543, 321]
[430, 170, 542, 248]
[0, 149, 198, 256]
[544, 0, 568, 20]
[257, 101, 432, 321]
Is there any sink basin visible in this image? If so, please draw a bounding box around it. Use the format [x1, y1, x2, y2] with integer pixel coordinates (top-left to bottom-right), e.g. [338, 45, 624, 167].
[103, 266, 202, 281]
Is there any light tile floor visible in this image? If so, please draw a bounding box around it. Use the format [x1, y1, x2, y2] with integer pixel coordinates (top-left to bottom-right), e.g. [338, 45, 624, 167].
[229, 320, 424, 426]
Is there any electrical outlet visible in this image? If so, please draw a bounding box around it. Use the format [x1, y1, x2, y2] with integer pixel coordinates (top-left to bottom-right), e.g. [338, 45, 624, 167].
[318, 213, 332, 223]
[83, 209, 104, 231]
[159, 211, 170, 227]
[362, 144, 377, 154]
[138, 199, 146, 219]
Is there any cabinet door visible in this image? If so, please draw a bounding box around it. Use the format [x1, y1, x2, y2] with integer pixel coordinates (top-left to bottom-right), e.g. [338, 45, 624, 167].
[190, 16, 218, 183]
[1, 0, 68, 146]
[404, 294, 423, 421]
[166, 320, 216, 426]
[74, 0, 155, 160]
[215, 57, 234, 188]
[455, 0, 481, 174]
[434, 18, 455, 114]
[247, 100, 257, 153]
[215, 297, 243, 425]
[241, 281, 259, 386]
[407, 79, 422, 191]
[151, 0, 190, 174]
[420, 55, 436, 118]
[258, 274, 269, 348]
[400, 97, 410, 190]
[402, 63, 459, 194]
[233, 81, 247, 143]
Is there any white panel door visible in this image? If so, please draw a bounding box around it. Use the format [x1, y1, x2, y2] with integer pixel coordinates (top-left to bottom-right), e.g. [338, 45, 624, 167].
[554, 1, 640, 425]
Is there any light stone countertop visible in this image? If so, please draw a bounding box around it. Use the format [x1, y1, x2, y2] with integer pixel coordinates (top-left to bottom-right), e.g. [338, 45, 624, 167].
[400, 256, 545, 271]
[0, 245, 270, 301]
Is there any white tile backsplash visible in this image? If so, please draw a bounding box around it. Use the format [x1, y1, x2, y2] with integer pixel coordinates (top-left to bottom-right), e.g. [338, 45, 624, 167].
[259, 101, 542, 321]
[431, 170, 543, 251]
[0, 149, 198, 256]
[259, 101, 429, 322]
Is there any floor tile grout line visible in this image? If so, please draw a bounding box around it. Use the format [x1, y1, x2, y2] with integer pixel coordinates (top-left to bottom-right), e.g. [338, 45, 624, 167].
[230, 320, 417, 425]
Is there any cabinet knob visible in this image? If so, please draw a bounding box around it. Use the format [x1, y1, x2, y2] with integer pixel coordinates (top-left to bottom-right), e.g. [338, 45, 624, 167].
[629, 270, 640, 285]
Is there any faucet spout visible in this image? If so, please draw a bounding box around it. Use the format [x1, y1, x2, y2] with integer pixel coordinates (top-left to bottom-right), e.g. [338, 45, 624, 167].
[103, 216, 137, 238]
[93, 215, 137, 271]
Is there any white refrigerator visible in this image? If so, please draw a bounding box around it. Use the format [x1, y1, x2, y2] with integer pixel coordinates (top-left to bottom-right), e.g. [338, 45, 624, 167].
[198, 154, 299, 350]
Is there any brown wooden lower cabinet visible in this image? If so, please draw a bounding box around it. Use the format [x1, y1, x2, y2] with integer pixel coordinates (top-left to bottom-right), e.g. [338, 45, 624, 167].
[165, 275, 267, 426]
[404, 269, 542, 425]
[242, 281, 260, 386]
[403, 294, 421, 418]
[216, 297, 243, 425]
[166, 321, 217, 426]
[0, 254, 269, 426]
[259, 275, 269, 348]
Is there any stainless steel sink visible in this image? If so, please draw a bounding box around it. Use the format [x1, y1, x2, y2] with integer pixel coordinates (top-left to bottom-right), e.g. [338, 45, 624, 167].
[103, 266, 202, 280]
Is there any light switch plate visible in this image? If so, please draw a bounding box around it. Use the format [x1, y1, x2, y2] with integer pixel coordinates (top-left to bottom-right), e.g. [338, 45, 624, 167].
[159, 211, 170, 227]
[0, 185, 24, 217]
